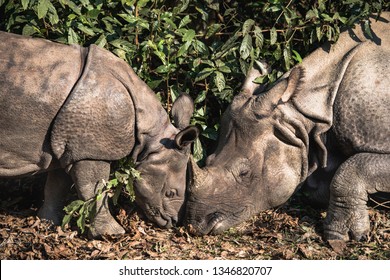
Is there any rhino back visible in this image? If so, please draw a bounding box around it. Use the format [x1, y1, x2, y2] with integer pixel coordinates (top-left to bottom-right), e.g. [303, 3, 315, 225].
[333, 39, 390, 155]
[51, 45, 135, 167]
[0, 32, 84, 176]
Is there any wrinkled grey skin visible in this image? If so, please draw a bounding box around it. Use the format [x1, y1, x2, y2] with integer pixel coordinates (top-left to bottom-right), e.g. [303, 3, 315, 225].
[186, 14, 390, 241]
[0, 31, 198, 238]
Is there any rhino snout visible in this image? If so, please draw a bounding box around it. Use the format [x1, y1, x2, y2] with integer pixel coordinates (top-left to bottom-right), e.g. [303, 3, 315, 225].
[143, 204, 179, 228]
[187, 211, 226, 235]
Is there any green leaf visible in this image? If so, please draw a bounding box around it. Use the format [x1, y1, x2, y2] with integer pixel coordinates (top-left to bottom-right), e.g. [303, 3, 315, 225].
[22, 25, 37, 36]
[214, 71, 225, 92]
[283, 45, 291, 70]
[194, 90, 206, 104]
[321, 13, 333, 22]
[305, 9, 318, 20]
[137, 0, 150, 9]
[273, 44, 282, 60]
[239, 58, 249, 75]
[183, 29, 196, 42]
[326, 26, 334, 41]
[95, 34, 107, 48]
[37, 0, 50, 19]
[179, 15, 191, 28]
[63, 199, 84, 213]
[206, 23, 221, 39]
[155, 64, 171, 74]
[147, 79, 163, 90]
[242, 19, 255, 36]
[76, 215, 86, 233]
[63, 0, 82, 15]
[177, 40, 191, 57]
[112, 184, 122, 205]
[316, 26, 323, 41]
[253, 75, 268, 84]
[253, 26, 264, 50]
[363, 20, 374, 39]
[61, 214, 72, 228]
[192, 58, 201, 68]
[217, 32, 240, 56]
[240, 34, 252, 60]
[270, 27, 277, 45]
[77, 23, 95, 36]
[110, 39, 135, 53]
[192, 138, 204, 162]
[292, 49, 303, 63]
[153, 50, 167, 65]
[68, 27, 79, 44]
[201, 127, 218, 141]
[218, 65, 231, 74]
[193, 40, 209, 56]
[87, 8, 101, 19]
[162, 16, 177, 29]
[47, 2, 59, 25]
[22, 0, 30, 10]
[195, 67, 214, 82]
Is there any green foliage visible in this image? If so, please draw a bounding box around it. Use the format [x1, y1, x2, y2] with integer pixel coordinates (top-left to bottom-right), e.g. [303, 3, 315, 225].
[61, 158, 140, 232]
[0, 0, 387, 162]
[1, 0, 387, 232]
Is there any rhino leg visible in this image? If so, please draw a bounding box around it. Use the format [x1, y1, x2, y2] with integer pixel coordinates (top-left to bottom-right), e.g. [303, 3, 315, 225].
[69, 160, 125, 238]
[324, 153, 390, 241]
[38, 169, 73, 225]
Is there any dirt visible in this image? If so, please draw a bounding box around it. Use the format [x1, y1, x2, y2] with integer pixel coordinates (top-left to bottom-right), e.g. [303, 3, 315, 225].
[0, 177, 389, 260]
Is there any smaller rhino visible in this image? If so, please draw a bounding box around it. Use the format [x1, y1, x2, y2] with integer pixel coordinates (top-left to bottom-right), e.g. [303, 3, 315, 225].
[0, 31, 199, 238]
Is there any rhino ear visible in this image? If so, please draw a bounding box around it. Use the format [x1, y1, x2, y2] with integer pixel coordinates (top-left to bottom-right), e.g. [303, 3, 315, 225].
[280, 66, 305, 103]
[171, 93, 194, 130]
[174, 126, 199, 149]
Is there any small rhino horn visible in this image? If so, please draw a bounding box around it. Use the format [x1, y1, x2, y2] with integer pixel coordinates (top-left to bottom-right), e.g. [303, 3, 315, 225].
[188, 156, 208, 192]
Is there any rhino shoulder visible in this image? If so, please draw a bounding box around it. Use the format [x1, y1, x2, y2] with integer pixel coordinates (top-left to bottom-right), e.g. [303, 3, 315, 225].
[51, 45, 135, 167]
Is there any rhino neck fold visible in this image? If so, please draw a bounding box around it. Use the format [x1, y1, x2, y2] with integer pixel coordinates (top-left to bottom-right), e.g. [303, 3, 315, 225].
[115, 62, 172, 162]
[287, 36, 369, 169]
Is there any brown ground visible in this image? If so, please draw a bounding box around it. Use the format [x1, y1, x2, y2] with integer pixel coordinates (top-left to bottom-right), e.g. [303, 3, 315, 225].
[0, 177, 389, 260]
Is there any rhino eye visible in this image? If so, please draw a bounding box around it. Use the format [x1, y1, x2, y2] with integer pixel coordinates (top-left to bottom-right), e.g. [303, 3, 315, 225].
[165, 189, 177, 198]
[239, 170, 250, 177]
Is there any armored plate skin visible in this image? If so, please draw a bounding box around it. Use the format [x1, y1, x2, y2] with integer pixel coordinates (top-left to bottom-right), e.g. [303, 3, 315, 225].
[0, 31, 198, 238]
[186, 13, 390, 241]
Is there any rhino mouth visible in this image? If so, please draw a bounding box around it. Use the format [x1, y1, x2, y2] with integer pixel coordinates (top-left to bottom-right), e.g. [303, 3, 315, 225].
[190, 206, 248, 235]
[143, 204, 177, 228]
[204, 212, 227, 234]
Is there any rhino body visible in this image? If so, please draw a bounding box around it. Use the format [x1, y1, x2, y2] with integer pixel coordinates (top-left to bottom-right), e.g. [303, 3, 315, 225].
[0, 31, 198, 238]
[186, 14, 390, 241]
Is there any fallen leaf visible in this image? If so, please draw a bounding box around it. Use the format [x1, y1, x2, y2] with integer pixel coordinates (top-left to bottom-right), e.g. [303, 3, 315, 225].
[328, 239, 347, 254]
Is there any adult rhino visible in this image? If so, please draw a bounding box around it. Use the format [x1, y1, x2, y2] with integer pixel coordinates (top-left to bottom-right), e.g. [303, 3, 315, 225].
[0, 31, 199, 238]
[186, 13, 390, 241]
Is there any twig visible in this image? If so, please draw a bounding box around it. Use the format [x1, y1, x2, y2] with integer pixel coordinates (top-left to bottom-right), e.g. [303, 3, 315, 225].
[369, 196, 390, 209]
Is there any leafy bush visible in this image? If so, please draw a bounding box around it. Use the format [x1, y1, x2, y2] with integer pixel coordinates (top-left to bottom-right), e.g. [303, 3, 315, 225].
[1, 0, 387, 229]
[1, 0, 388, 161]
[62, 158, 140, 232]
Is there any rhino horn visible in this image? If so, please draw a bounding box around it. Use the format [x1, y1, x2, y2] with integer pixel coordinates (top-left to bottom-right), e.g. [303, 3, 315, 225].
[240, 60, 270, 97]
[188, 156, 208, 192]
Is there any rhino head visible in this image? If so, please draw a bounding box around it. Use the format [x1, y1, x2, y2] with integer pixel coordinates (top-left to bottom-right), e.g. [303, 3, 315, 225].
[133, 93, 199, 228]
[186, 65, 327, 235]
